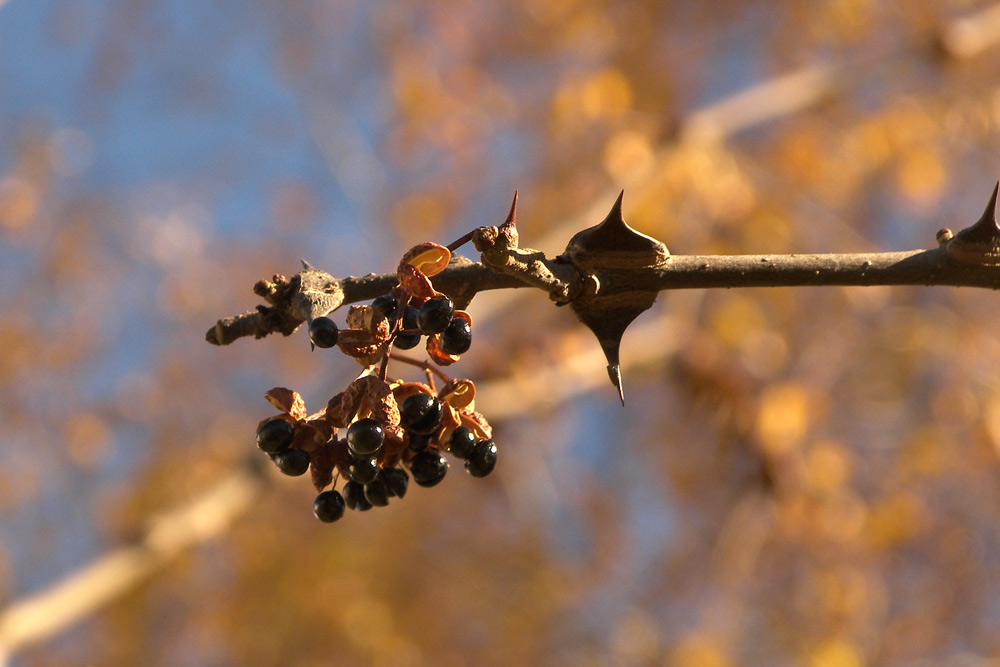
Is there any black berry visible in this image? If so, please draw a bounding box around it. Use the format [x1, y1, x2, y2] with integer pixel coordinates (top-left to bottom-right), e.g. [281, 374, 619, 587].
[342, 481, 365, 510]
[401, 305, 420, 330]
[440, 317, 472, 355]
[348, 457, 380, 485]
[409, 451, 448, 487]
[256, 419, 295, 454]
[273, 448, 310, 476]
[465, 439, 498, 478]
[347, 418, 384, 457]
[313, 490, 346, 523]
[448, 426, 477, 459]
[400, 393, 443, 435]
[364, 478, 390, 506]
[417, 295, 454, 335]
[393, 306, 422, 349]
[393, 332, 421, 350]
[343, 481, 373, 511]
[371, 294, 398, 321]
[308, 316, 339, 349]
[382, 467, 409, 499]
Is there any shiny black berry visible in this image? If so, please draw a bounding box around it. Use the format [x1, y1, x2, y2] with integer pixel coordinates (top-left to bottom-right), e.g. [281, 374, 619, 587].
[417, 295, 454, 335]
[465, 439, 498, 478]
[347, 418, 384, 457]
[394, 306, 422, 349]
[364, 478, 390, 507]
[393, 332, 421, 350]
[382, 467, 409, 499]
[440, 317, 472, 355]
[308, 316, 339, 349]
[273, 448, 310, 476]
[409, 451, 448, 487]
[313, 490, 346, 523]
[348, 457, 380, 485]
[256, 419, 295, 454]
[400, 393, 443, 435]
[371, 294, 398, 321]
[401, 305, 420, 330]
[342, 481, 366, 510]
[448, 426, 477, 459]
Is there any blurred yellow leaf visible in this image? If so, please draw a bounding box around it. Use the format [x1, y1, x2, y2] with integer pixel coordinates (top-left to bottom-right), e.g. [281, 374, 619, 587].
[805, 441, 853, 492]
[896, 147, 947, 206]
[866, 491, 927, 549]
[581, 67, 632, 121]
[755, 383, 813, 455]
[808, 638, 865, 667]
[603, 129, 655, 181]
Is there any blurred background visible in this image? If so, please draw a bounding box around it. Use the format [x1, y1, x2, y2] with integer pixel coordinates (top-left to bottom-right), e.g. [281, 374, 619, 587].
[2, 0, 1000, 665]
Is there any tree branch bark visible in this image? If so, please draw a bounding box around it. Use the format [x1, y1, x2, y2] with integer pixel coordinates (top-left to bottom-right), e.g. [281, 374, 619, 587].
[206, 243, 1000, 347]
[617, 248, 1000, 290]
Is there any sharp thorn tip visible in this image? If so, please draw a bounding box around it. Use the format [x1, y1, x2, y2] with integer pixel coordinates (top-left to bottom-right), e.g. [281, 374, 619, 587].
[608, 364, 624, 405]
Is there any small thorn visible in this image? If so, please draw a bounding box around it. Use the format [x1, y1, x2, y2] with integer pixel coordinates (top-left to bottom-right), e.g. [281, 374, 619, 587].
[608, 364, 625, 405]
[951, 181, 1000, 246]
[605, 190, 625, 228]
[979, 181, 1000, 228]
[502, 190, 518, 228]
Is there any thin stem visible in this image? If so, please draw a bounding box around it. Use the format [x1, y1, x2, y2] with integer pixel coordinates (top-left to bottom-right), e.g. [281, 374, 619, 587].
[377, 345, 391, 382]
[446, 230, 475, 252]
[389, 354, 453, 384]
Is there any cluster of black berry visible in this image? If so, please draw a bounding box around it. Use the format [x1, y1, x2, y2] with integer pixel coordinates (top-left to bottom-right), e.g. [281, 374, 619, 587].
[252, 242, 498, 523]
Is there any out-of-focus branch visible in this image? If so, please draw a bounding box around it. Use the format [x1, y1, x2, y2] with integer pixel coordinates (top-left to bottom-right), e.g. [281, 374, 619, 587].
[0, 463, 265, 661]
[937, 2, 1000, 59]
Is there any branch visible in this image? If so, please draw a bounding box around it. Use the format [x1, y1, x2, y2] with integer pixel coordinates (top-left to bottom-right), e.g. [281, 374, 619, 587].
[206, 184, 1000, 347]
[205, 245, 1000, 341]
[205, 254, 567, 346]
[617, 248, 1000, 291]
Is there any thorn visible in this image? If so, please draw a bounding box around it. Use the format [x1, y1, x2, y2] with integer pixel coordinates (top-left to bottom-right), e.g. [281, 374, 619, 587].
[608, 364, 625, 405]
[942, 181, 1000, 265]
[951, 181, 1000, 246]
[597, 190, 626, 230]
[502, 190, 518, 229]
[978, 181, 1000, 229]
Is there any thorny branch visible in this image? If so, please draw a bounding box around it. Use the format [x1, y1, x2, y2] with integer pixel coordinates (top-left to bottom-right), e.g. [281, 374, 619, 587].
[206, 183, 1000, 345]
